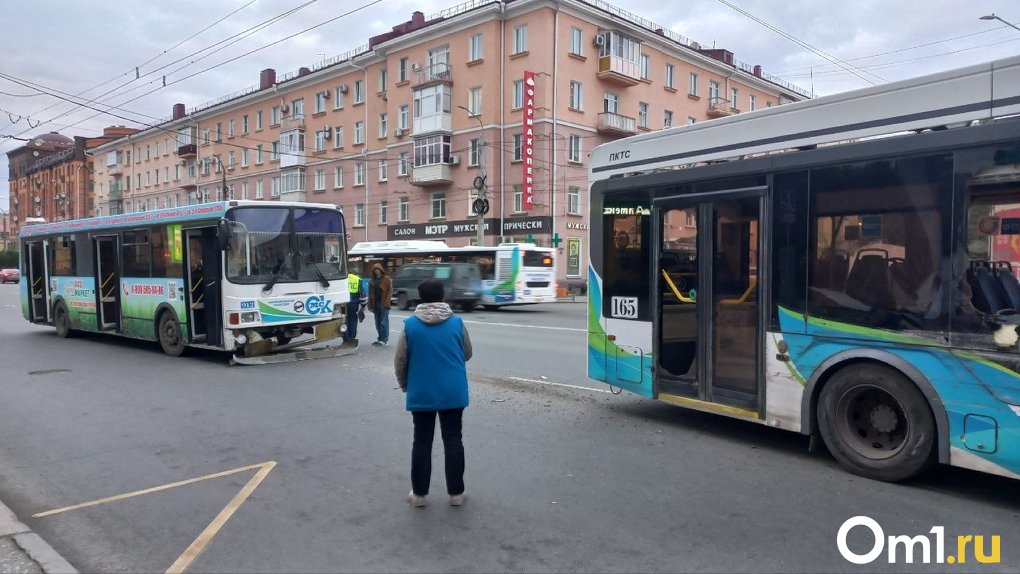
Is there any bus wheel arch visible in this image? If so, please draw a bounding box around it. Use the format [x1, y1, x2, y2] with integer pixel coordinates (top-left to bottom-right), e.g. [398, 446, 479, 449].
[155, 305, 185, 357]
[53, 298, 73, 338]
[803, 353, 949, 479]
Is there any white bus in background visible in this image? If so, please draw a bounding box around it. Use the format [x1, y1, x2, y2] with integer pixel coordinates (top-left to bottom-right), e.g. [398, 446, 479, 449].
[349, 240, 557, 310]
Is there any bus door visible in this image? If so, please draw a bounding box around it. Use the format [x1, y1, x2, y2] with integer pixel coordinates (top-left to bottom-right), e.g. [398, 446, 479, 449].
[184, 228, 222, 347]
[25, 240, 50, 323]
[655, 190, 764, 414]
[94, 235, 120, 330]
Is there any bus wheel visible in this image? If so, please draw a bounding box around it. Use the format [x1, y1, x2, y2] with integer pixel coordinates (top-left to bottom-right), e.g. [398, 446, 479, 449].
[158, 311, 185, 357]
[398, 293, 410, 310]
[817, 364, 935, 482]
[461, 301, 476, 312]
[54, 301, 73, 338]
[483, 305, 500, 311]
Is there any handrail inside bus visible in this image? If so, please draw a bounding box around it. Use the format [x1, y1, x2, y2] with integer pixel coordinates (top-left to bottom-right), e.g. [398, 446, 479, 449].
[661, 269, 696, 303]
[719, 276, 757, 306]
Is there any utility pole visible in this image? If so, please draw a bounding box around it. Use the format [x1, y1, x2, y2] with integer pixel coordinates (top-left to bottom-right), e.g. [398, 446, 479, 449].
[458, 106, 488, 245]
[205, 155, 228, 202]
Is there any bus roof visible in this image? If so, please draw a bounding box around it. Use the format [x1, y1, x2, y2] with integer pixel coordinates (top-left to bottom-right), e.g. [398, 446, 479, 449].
[589, 56, 1020, 180]
[18, 200, 341, 238]
[349, 240, 550, 254]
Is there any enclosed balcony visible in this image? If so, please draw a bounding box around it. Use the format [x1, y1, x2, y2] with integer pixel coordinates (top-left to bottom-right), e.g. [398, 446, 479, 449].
[707, 97, 736, 119]
[597, 56, 642, 86]
[596, 112, 637, 136]
[410, 163, 453, 187]
[413, 63, 453, 89]
[108, 181, 123, 200]
[176, 143, 197, 159]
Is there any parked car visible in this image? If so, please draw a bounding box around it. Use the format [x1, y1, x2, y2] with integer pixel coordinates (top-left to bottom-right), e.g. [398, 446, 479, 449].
[0, 268, 19, 284]
[391, 262, 481, 312]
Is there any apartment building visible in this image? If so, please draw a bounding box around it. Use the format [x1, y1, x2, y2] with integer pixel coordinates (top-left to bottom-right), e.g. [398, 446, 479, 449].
[90, 0, 807, 285]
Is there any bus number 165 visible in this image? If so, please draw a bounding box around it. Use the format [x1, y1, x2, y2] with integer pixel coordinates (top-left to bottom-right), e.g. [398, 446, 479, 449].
[611, 297, 639, 319]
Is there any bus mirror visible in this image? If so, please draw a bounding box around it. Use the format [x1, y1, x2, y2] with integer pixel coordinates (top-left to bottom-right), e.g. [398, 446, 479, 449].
[217, 219, 232, 251]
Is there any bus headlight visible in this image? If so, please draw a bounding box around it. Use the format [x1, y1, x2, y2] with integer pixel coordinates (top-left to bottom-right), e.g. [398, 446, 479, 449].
[240, 311, 260, 324]
[235, 333, 248, 345]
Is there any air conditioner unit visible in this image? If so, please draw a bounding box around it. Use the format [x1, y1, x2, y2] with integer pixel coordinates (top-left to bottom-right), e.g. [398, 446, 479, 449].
[379, 91, 388, 101]
[593, 35, 605, 47]
[448, 155, 460, 166]
[281, 104, 290, 113]
[690, 41, 702, 50]
[322, 90, 330, 99]
[411, 63, 421, 71]
[338, 84, 349, 94]
[393, 128, 405, 137]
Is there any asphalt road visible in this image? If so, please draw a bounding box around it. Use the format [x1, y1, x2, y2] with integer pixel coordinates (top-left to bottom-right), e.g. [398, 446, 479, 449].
[1, 284, 1019, 573]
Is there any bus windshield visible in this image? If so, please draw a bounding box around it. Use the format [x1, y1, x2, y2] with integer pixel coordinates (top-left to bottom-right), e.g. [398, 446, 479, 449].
[226, 206, 346, 285]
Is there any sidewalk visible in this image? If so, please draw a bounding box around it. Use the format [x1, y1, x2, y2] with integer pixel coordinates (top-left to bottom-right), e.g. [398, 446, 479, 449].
[0, 501, 75, 574]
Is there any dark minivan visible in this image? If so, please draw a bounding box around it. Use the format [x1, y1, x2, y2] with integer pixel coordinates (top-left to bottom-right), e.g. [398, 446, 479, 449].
[392, 262, 481, 312]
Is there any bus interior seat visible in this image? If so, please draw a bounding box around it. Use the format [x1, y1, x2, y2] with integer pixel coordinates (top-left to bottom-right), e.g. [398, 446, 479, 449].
[993, 262, 1020, 310]
[968, 261, 1012, 313]
[845, 254, 894, 310]
[813, 251, 849, 291]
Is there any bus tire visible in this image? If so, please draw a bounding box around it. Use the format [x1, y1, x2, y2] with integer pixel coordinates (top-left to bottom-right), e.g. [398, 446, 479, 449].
[817, 363, 935, 482]
[54, 301, 73, 338]
[397, 293, 410, 310]
[483, 305, 500, 311]
[157, 310, 185, 357]
[460, 301, 476, 312]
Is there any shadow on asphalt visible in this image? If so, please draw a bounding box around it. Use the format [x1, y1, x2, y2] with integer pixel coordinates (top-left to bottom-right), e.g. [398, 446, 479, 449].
[24, 328, 233, 367]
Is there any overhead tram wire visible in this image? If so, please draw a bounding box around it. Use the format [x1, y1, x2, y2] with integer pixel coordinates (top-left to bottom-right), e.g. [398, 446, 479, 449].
[713, 0, 884, 86]
[1, 0, 259, 138]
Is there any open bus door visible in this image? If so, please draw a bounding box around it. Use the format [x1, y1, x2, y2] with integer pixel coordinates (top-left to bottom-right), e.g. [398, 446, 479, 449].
[654, 189, 765, 416]
[184, 228, 222, 347]
[94, 235, 120, 330]
[25, 240, 50, 323]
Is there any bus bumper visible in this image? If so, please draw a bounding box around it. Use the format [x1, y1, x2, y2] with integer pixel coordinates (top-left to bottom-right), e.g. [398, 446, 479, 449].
[230, 318, 356, 365]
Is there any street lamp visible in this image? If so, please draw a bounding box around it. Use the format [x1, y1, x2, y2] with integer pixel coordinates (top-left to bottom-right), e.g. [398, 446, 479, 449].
[457, 105, 487, 246]
[204, 155, 229, 202]
[980, 13, 1020, 32]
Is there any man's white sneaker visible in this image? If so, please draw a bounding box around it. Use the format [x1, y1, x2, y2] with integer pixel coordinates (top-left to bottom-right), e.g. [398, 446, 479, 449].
[408, 490, 426, 507]
[449, 493, 465, 507]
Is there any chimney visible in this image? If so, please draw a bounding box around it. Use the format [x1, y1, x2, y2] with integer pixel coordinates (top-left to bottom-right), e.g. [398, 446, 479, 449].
[172, 103, 186, 120]
[298, 67, 311, 77]
[411, 11, 425, 27]
[753, 65, 762, 77]
[260, 68, 277, 90]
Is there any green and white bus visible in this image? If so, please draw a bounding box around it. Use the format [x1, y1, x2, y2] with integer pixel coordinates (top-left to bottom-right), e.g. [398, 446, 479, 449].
[19, 201, 351, 362]
[588, 57, 1020, 481]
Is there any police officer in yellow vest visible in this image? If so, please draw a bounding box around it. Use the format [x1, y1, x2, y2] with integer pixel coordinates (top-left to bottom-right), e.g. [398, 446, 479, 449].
[345, 272, 366, 343]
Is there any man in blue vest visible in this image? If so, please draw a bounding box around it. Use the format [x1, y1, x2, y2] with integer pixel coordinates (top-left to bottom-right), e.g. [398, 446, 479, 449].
[393, 278, 473, 507]
[344, 271, 365, 343]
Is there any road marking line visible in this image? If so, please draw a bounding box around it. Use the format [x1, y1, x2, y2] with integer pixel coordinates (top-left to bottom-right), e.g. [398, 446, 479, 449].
[33, 461, 277, 574]
[508, 376, 612, 393]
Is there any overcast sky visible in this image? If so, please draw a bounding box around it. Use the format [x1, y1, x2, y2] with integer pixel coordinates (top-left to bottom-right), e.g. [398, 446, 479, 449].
[2, 0, 1019, 210]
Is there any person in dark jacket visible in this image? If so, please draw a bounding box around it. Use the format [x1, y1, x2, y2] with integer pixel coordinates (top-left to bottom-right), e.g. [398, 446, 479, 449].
[367, 263, 393, 346]
[394, 279, 473, 507]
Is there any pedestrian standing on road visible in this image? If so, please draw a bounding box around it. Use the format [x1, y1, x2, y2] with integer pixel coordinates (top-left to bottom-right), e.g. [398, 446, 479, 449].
[367, 263, 392, 346]
[394, 279, 473, 507]
[344, 271, 365, 343]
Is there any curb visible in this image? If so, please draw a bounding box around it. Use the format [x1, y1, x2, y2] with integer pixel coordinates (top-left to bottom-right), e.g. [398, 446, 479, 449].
[0, 501, 76, 574]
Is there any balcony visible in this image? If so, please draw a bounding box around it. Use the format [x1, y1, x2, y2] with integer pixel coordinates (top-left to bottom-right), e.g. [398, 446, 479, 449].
[413, 113, 452, 136]
[413, 63, 453, 88]
[707, 97, 736, 119]
[597, 56, 642, 86]
[180, 174, 199, 189]
[596, 112, 637, 136]
[410, 163, 453, 187]
[107, 163, 124, 176]
[108, 182, 123, 200]
[281, 115, 306, 131]
[176, 143, 197, 159]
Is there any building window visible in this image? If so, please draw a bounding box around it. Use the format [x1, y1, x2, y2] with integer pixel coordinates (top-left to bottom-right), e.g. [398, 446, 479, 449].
[513, 185, 523, 213]
[379, 201, 388, 224]
[256, 111, 263, 130]
[271, 106, 281, 125]
[256, 180, 264, 199]
[398, 152, 409, 176]
[568, 135, 582, 163]
[731, 88, 738, 109]
[709, 80, 720, 101]
[334, 87, 345, 108]
[216, 123, 222, 142]
[412, 84, 452, 133]
[241, 148, 249, 166]
[315, 129, 327, 151]
[146, 145, 151, 160]
[228, 120, 236, 138]
[512, 133, 523, 161]
[604, 92, 620, 114]
[397, 105, 409, 131]
[570, 27, 582, 55]
[399, 57, 408, 82]
[354, 121, 364, 145]
[334, 126, 344, 148]
[568, 186, 581, 215]
[749, 94, 757, 111]
[689, 72, 698, 96]
[469, 139, 481, 167]
[469, 33, 483, 61]
[569, 81, 582, 110]
[638, 102, 649, 128]
[354, 80, 364, 104]
[379, 113, 388, 138]
[271, 141, 280, 161]
[431, 193, 446, 219]
[399, 197, 410, 221]
[468, 87, 482, 116]
[242, 115, 249, 134]
[334, 166, 343, 188]
[413, 134, 452, 166]
[355, 203, 365, 227]
[241, 182, 249, 200]
[640, 53, 649, 80]
[256, 144, 263, 164]
[202, 129, 211, 145]
[379, 68, 388, 93]
[378, 159, 388, 181]
[512, 79, 524, 109]
[665, 64, 675, 89]
[355, 162, 365, 186]
[291, 98, 304, 118]
[154, 169, 160, 185]
[316, 91, 327, 113]
[664, 110, 673, 128]
[313, 169, 325, 191]
[271, 177, 281, 197]
[513, 24, 527, 53]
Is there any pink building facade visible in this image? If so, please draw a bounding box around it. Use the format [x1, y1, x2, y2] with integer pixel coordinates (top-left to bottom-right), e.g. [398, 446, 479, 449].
[90, 0, 807, 286]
